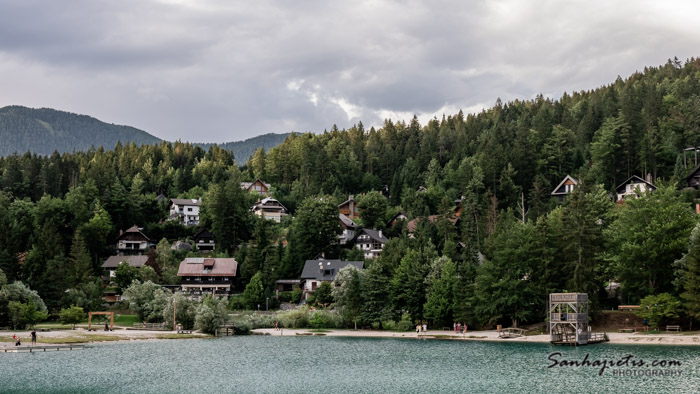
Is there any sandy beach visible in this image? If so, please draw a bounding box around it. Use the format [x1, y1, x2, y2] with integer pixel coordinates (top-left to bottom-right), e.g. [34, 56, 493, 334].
[252, 328, 700, 346]
[2, 327, 699, 349]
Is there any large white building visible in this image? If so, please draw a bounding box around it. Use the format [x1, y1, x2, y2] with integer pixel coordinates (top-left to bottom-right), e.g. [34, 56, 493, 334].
[169, 198, 202, 226]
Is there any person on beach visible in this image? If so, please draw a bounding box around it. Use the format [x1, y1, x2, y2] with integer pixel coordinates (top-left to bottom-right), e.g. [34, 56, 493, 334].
[275, 320, 279, 331]
[15, 336, 21, 346]
[416, 325, 420, 334]
[422, 323, 427, 333]
[31, 329, 36, 345]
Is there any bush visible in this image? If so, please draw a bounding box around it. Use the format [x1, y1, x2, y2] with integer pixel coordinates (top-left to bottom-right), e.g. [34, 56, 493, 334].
[291, 288, 303, 304]
[233, 320, 252, 335]
[310, 311, 333, 329]
[395, 320, 413, 331]
[278, 291, 293, 303]
[278, 308, 309, 328]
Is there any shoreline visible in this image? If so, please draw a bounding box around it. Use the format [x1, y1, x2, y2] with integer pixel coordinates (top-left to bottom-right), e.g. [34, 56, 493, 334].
[2, 327, 699, 348]
[0, 328, 209, 349]
[251, 328, 700, 346]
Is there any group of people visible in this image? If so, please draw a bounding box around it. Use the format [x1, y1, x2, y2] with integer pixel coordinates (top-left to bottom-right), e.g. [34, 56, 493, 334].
[415, 323, 428, 334]
[454, 322, 468, 334]
[11, 329, 37, 346]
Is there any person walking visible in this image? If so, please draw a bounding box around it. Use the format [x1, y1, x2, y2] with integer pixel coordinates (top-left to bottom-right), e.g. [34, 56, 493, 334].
[31, 329, 37, 346]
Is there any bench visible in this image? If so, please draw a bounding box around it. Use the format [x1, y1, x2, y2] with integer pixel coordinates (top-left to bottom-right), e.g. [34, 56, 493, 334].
[177, 329, 193, 334]
[633, 326, 649, 332]
[618, 328, 635, 333]
[666, 325, 681, 332]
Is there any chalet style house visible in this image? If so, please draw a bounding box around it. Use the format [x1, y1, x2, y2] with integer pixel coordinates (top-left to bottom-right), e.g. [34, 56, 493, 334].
[551, 175, 578, 202]
[193, 229, 215, 252]
[353, 228, 388, 259]
[300, 259, 364, 299]
[339, 213, 357, 245]
[240, 179, 271, 196]
[338, 195, 360, 219]
[250, 197, 289, 222]
[615, 175, 656, 201]
[168, 198, 202, 226]
[177, 257, 237, 299]
[101, 255, 148, 278]
[116, 225, 152, 255]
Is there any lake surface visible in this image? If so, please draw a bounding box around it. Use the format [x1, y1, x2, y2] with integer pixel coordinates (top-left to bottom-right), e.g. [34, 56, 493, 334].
[1, 336, 698, 393]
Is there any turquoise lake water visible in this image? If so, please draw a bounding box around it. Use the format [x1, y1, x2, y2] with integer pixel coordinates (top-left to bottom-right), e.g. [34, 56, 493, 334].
[1, 336, 698, 393]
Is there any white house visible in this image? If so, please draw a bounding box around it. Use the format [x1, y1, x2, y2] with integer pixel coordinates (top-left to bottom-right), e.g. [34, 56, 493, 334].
[169, 198, 202, 226]
[615, 175, 656, 201]
[250, 197, 288, 222]
[240, 179, 271, 196]
[353, 228, 388, 259]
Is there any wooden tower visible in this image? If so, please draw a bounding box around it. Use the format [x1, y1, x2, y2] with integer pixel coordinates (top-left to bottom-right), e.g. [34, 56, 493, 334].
[549, 293, 589, 345]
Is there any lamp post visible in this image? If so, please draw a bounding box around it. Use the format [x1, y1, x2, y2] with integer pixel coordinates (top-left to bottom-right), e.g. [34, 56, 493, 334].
[173, 298, 177, 331]
[266, 297, 269, 312]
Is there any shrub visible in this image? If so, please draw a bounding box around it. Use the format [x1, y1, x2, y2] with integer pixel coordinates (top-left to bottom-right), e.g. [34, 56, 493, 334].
[310, 311, 332, 328]
[194, 296, 227, 334]
[395, 320, 413, 331]
[233, 320, 252, 335]
[278, 291, 293, 303]
[291, 288, 303, 304]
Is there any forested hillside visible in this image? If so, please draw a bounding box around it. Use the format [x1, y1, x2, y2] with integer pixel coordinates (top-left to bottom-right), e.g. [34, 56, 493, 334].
[197, 133, 291, 162]
[2, 58, 700, 330]
[0, 105, 289, 161]
[0, 106, 161, 156]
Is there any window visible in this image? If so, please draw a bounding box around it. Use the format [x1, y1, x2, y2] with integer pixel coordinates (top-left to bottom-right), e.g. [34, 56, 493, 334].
[187, 207, 193, 212]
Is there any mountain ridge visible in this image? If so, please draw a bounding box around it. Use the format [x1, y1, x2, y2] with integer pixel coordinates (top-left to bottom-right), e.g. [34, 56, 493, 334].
[0, 105, 290, 161]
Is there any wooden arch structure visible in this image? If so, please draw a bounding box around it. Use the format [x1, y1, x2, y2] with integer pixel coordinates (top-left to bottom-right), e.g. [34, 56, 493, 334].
[88, 312, 114, 331]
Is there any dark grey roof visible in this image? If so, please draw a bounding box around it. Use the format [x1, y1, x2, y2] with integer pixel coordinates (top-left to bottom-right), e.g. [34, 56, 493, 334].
[194, 229, 214, 239]
[355, 228, 388, 244]
[339, 213, 357, 229]
[300, 260, 364, 281]
[101, 255, 148, 269]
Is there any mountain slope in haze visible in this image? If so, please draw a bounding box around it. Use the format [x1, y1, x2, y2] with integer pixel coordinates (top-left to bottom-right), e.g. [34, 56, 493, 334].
[0, 105, 290, 160]
[0, 105, 161, 156]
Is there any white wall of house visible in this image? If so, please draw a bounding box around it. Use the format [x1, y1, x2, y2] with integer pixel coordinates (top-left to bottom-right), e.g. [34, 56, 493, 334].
[170, 201, 200, 225]
[617, 183, 651, 201]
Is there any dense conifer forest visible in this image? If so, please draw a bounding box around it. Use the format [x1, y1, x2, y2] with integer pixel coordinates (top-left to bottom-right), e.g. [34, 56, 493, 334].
[2, 58, 700, 330]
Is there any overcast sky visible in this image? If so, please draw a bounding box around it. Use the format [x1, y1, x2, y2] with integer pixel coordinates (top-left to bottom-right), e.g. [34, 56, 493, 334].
[1, 0, 700, 142]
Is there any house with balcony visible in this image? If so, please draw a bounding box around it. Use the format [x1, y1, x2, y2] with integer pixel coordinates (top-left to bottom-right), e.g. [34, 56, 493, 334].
[352, 228, 388, 259]
[240, 179, 271, 196]
[194, 229, 215, 252]
[615, 175, 656, 202]
[338, 195, 360, 219]
[177, 257, 237, 299]
[168, 198, 202, 226]
[250, 197, 288, 222]
[300, 259, 364, 299]
[115, 225, 152, 255]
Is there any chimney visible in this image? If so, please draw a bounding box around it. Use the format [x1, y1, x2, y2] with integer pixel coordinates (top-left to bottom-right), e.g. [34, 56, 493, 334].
[319, 262, 323, 271]
[119, 229, 123, 236]
[378, 230, 383, 239]
[646, 173, 652, 183]
[696, 203, 699, 215]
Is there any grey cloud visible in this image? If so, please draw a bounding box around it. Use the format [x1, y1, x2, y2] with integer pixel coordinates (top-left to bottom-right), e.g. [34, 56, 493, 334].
[1, 0, 700, 142]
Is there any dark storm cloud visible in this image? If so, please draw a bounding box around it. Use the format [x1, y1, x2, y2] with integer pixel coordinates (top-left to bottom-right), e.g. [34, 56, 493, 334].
[1, 0, 699, 142]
